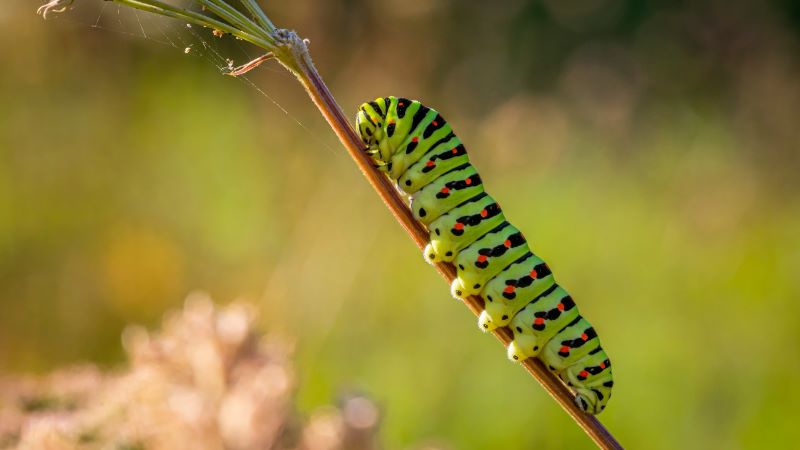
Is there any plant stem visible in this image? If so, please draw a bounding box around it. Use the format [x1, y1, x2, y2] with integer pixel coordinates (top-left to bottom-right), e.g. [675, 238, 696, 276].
[236, 0, 275, 33]
[196, 0, 265, 38]
[114, 0, 275, 49]
[272, 31, 624, 450]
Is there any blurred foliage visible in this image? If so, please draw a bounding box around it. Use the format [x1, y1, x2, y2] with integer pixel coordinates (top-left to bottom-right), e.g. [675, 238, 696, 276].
[1, 0, 799, 448]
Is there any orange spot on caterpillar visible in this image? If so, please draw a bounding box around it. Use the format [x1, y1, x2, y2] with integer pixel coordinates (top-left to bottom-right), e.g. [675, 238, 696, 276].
[440, 187, 450, 194]
[504, 285, 515, 294]
[432, 120, 439, 126]
[477, 255, 488, 263]
[426, 161, 435, 167]
[452, 148, 458, 154]
[465, 178, 472, 185]
[453, 223, 464, 231]
[533, 318, 545, 325]
[579, 370, 589, 378]
[503, 239, 511, 247]
[581, 333, 588, 341]
[560, 345, 570, 354]
[481, 209, 489, 218]
[600, 362, 606, 369]
[411, 137, 419, 143]
[530, 269, 538, 278]
[557, 303, 564, 311]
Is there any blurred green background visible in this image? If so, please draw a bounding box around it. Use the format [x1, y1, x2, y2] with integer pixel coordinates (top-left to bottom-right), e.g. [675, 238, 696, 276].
[2, 0, 800, 448]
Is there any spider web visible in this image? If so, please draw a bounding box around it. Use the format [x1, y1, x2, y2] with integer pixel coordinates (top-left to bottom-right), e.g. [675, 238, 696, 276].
[46, 0, 342, 158]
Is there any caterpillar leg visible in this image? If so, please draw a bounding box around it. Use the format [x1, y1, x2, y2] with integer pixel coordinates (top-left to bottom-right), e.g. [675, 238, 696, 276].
[478, 310, 497, 331]
[507, 340, 528, 361]
[450, 278, 467, 300]
[423, 243, 439, 264]
[507, 332, 541, 361]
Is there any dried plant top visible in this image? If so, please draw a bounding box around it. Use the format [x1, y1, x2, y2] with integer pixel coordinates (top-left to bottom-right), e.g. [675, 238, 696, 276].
[0, 294, 395, 450]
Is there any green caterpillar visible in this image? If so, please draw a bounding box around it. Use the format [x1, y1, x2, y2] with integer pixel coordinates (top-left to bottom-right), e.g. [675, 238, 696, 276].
[356, 96, 613, 414]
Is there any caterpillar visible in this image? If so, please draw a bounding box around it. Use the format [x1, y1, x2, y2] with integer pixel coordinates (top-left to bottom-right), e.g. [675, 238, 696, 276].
[356, 97, 613, 414]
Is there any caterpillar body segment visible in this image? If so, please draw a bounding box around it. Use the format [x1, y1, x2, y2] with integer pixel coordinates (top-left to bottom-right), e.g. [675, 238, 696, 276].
[450, 222, 529, 299]
[410, 164, 484, 224]
[506, 284, 579, 361]
[356, 96, 613, 414]
[562, 354, 613, 415]
[424, 193, 505, 263]
[400, 141, 468, 194]
[479, 253, 556, 331]
[540, 318, 601, 371]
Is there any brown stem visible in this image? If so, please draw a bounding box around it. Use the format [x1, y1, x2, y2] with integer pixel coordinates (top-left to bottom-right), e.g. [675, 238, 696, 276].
[276, 31, 622, 450]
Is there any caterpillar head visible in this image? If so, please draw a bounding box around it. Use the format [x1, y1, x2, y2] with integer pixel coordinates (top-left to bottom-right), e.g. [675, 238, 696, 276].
[356, 98, 393, 165]
[574, 389, 607, 415]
